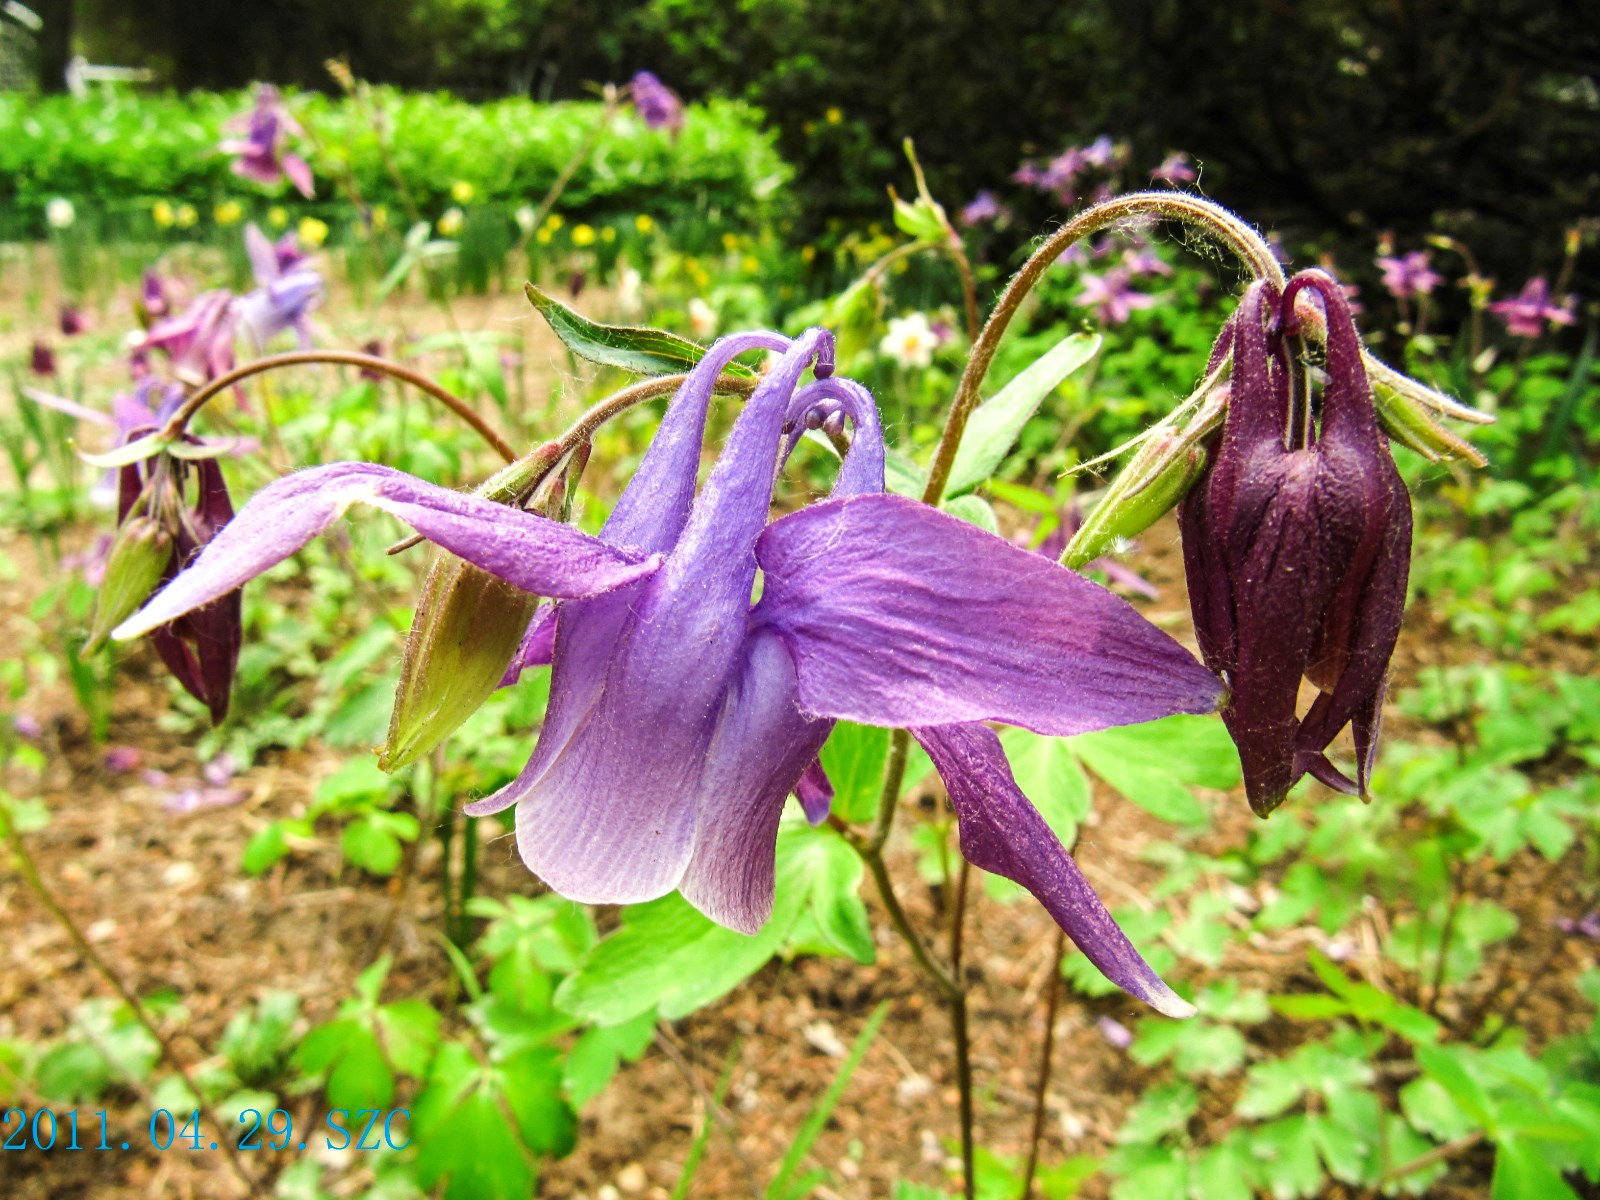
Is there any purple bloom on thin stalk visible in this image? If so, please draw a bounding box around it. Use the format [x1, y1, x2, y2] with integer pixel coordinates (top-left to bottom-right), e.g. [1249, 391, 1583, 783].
[629, 71, 684, 135]
[1487, 277, 1576, 338]
[958, 190, 1005, 227]
[1078, 268, 1158, 325]
[1376, 250, 1442, 301]
[60, 305, 88, 336]
[142, 291, 237, 388]
[115, 329, 1223, 1017]
[1180, 273, 1411, 815]
[1150, 152, 1196, 185]
[221, 84, 314, 199]
[238, 223, 322, 349]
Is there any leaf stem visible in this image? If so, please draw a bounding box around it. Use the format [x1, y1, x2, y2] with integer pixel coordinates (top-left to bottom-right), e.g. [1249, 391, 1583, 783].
[161, 350, 519, 462]
[1019, 928, 1067, 1200]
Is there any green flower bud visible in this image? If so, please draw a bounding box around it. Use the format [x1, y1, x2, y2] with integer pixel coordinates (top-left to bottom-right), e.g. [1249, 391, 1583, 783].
[1373, 377, 1488, 467]
[88, 515, 174, 652]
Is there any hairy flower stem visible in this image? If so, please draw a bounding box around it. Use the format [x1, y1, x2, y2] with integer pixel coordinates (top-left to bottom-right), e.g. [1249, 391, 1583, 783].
[948, 857, 976, 1200]
[162, 351, 519, 462]
[1020, 929, 1067, 1200]
[926, 192, 1284, 502]
[2, 817, 264, 1197]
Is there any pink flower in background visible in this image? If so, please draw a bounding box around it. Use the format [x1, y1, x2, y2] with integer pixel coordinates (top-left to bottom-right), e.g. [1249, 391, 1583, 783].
[958, 190, 1005, 226]
[60, 305, 88, 336]
[1487, 277, 1577, 338]
[1150, 152, 1196, 184]
[1376, 250, 1442, 300]
[1077, 268, 1157, 324]
[221, 84, 314, 198]
[30, 341, 56, 376]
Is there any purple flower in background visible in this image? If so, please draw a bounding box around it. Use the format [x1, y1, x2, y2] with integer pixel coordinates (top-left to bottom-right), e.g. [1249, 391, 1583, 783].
[1082, 135, 1118, 168]
[142, 291, 237, 387]
[30, 340, 56, 376]
[1487, 277, 1577, 338]
[1180, 274, 1411, 815]
[1376, 250, 1442, 301]
[139, 271, 173, 325]
[1077, 268, 1157, 324]
[1555, 911, 1600, 939]
[1011, 162, 1042, 187]
[1122, 246, 1173, 278]
[60, 305, 88, 336]
[238, 223, 321, 349]
[104, 746, 143, 773]
[14, 713, 44, 740]
[1151, 152, 1196, 185]
[959, 190, 1005, 227]
[629, 71, 684, 135]
[116, 328, 1222, 1016]
[221, 84, 314, 198]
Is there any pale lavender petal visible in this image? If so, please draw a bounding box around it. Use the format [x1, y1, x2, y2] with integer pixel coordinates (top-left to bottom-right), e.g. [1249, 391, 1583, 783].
[282, 153, 315, 199]
[795, 758, 833, 825]
[21, 387, 113, 426]
[677, 632, 833, 930]
[113, 463, 661, 641]
[756, 493, 1222, 736]
[911, 723, 1194, 1017]
[244, 223, 279, 286]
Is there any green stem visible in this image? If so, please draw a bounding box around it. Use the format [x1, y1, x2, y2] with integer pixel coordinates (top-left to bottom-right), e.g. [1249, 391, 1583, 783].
[455, 809, 479, 948]
[519, 95, 620, 255]
[161, 350, 518, 463]
[925, 191, 1283, 504]
[1019, 929, 1067, 1200]
[948, 857, 976, 1200]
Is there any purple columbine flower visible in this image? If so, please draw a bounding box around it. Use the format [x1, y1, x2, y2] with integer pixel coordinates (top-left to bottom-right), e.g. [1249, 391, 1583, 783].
[1487, 277, 1577, 338]
[1180, 274, 1411, 815]
[221, 84, 315, 199]
[60, 305, 88, 336]
[1375, 250, 1442, 301]
[115, 329, 1222, 1016]
[238, 223, 321, 349]
[142, 291, 238, 388]
[30, 340, 56, 377]
[139, 271, 173, 325]
[1150, 152, 1196, 185]
[1077, 268, 1158, 325]
[629, 71, 684, 135]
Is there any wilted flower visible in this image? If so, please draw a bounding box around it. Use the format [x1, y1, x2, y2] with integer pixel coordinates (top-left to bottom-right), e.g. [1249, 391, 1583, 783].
[1376, 249, 1442, 301]
[221, 84, 315, 198]
[879, 313, 938, 368]
[1150, 152, 1196, 185]
[117, 329, 1222, 1016]
[238, 223, 321, 349]
[1487, 277, 1577, 338]
[1077, 268, 1157, 324]
[1180, 273, 1411, 814]
[629, 71, 684, 135]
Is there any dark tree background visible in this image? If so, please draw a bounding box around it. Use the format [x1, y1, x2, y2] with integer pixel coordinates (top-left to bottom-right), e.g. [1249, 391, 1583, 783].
[54, 0, 1600, 290]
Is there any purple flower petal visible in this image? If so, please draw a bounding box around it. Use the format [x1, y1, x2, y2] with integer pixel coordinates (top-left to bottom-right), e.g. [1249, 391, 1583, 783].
[499, 605, 559, 687]
[113, 463, 663, 641]
[755, 493, 1222, 735]
[794, 758, 834, 825]
[911, 722, 1194, 1018]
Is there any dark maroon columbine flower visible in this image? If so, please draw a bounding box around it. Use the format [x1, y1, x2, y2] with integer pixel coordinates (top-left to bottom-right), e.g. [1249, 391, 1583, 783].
[30, 340, 56, 376]
[60, 305, 88, 336]
[1180, 271, 1411, 815]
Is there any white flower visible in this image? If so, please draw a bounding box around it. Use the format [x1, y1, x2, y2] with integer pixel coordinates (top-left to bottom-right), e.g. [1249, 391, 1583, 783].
[688, 297, 717, 339]
[615, 266, 643, 315]
[514, 204, 537, 235]
[879, 312, 937, 369]
[46, 198, 76, 229]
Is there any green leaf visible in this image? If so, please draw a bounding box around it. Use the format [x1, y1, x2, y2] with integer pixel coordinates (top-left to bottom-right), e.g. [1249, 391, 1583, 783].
[340, 811, 417, 875]
[1491, 1135, 1584, 1200]
[525, 283, 755, 378]
[241, 819, 292, 877]
[944, 333, 1100, 496]
[1118, 1081, 1199, 1144]
[940, 493, 1001, 533]
[819, 721, 891, 824]
[1246, 1116, 1324, 1200]
[883, 445, 928, 498]
[413, 1042, 539, 1200]
[1191, 1133, 1258, 1200]
[1069, 716, 1235, 825]
[294, 1019, 394, 1110]
[563, 1008, 657, 1108]
[797, 827, 875, 964]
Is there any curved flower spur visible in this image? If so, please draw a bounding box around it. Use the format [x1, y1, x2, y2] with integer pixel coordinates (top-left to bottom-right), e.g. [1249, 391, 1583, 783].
[115, 328, 1222, 1017]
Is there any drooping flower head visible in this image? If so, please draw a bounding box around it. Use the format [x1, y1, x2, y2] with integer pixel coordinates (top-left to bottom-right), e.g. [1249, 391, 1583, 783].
[1487, 276, 1577, 338]
[1375, 249, 1442, 301]
[629, 71, 685, 135]
[1179, 272, 1411, 815]
[221, 84, 315, 199]
[116, 328, 1224, 1016]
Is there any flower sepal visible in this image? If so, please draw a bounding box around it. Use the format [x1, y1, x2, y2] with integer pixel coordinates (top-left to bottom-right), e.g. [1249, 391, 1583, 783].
[86, 514, 175, 653]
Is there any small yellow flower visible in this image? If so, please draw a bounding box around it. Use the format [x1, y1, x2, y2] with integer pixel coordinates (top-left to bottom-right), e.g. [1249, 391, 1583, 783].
[825, 106, 843, 124]
[175, 204, 198, 228]
[299, 216, 330, 247]
[634, 214, 655, 235]
[572, 223, 597, 247]
[370, 204, 389, 231]
[741, 255, 760, 274]
[600, 226, 616, 243]
[267, 206, 289, 229]
[213, 200, 244, 226]
[721, 232, 740, 252]
[535, 228, 554, 245]
[450, 180, 476, 204]
[543, 213, 565, 232]
[152, 200, 175, 228]
[436, 208, 464, 237]
[800, 245, 817, 263]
